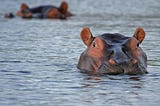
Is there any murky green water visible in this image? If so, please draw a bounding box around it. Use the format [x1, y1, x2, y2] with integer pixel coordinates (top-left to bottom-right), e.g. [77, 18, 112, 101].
[0, 0, 160, 106]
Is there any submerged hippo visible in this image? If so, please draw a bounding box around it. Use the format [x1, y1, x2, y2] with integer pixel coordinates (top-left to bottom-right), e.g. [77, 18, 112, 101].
[77, 27, 148, 75]
[5, 1, 73, 19]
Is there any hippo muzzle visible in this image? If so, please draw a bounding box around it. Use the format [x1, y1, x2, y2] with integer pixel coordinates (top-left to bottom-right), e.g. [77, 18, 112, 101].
[77, 27, 147, 75]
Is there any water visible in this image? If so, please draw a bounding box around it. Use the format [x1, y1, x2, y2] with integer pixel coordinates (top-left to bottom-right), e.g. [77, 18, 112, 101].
[0, 0, 160, 106]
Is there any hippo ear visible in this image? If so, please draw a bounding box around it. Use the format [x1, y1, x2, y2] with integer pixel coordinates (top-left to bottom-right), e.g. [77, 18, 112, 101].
[133, 27, 145, 44]
[80, 27, 94, 46]
[59, 1, 68, 14]
[21, 3, 29, 10]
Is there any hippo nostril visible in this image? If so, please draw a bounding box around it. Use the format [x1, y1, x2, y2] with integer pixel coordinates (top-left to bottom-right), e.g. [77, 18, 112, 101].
[122, 47, 129, 57]
[108, 59, 116, 65]
[131, 58, 137, 64]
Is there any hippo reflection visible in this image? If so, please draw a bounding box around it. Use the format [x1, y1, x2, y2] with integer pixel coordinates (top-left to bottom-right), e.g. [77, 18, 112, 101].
[77, 27, 147, 75]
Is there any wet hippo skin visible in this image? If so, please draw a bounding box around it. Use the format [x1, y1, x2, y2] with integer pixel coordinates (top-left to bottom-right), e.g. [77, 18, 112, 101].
[77, 27, 148, 75]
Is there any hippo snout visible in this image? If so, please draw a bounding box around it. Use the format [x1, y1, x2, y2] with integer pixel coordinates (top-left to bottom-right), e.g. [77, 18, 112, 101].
[99, 58, 147, 75]
[107, 46, 133, 65]
[108, 58, 137, 65]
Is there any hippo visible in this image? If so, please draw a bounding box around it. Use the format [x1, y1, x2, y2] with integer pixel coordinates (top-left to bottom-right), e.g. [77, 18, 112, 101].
[77, 27, 148, 75]
[5, 1, 73, 19]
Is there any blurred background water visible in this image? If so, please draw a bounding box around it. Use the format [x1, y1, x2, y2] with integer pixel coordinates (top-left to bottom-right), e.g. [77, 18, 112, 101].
[0, 0, 160, 106]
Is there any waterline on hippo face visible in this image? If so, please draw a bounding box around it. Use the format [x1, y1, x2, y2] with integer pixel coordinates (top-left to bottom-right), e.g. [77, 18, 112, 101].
[77, 27, 148, 75]
[98, 60, 147, 75]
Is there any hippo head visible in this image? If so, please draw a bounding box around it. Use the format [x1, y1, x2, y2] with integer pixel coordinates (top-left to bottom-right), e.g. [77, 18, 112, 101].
[77, 27, 147, 75]
[16, 3, 32, 18]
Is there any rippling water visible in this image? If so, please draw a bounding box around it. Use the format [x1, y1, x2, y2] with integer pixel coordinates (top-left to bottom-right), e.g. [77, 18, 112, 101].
[0, 0, 160, 106]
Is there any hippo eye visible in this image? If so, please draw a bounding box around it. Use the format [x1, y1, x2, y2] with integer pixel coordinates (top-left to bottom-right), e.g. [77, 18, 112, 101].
[92, 42, 96, 47]
[137, 43, 139, 47]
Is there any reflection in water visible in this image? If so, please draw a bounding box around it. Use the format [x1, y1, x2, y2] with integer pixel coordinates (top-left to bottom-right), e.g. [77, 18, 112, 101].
[79, 74, 146, 106]
[81, 83, 93, 88]
[129, 76, 141, 81]
[84, 76, 101, 81]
